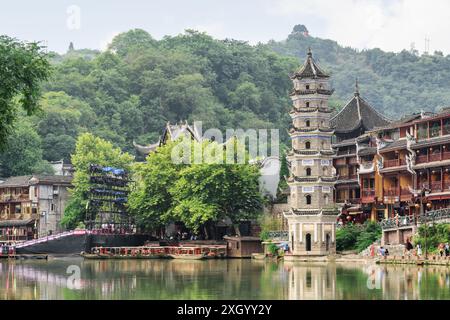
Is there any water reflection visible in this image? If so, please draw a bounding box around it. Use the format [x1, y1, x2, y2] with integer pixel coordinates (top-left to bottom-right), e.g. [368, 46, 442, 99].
[0, 259, 449, 300]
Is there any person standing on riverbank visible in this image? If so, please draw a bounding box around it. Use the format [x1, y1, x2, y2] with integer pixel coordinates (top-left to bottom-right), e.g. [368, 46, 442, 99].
[417, 244, 422, 257]
[445, 243, 450, 257]
[438, 243, 445, 257]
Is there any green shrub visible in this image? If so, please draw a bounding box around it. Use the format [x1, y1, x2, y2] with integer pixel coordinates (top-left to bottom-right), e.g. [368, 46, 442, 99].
[267, 243, 279, 256]
[336, 221, 382, 252]
[414, 223, 450, 253]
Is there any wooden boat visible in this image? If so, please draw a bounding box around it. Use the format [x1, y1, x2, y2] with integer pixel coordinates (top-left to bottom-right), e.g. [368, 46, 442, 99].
[169, 253, 206, 260]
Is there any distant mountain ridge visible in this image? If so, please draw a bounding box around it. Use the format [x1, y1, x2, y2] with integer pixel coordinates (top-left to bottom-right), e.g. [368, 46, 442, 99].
[266, 24, 450, 118]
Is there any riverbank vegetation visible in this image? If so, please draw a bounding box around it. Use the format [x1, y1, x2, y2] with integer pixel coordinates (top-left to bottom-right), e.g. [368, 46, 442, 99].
[413, 223, 450, 253]
[336, 222, 381, 253]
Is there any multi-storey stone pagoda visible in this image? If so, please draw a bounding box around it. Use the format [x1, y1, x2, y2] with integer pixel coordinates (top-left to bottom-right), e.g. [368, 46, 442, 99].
[284, 49, 339, 258]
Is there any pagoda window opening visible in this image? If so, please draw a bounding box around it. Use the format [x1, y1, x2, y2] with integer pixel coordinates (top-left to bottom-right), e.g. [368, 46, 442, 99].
[306, 84, 310, 90]
[430, 121, 441, 138]
[305, 234, 312, 252]
[306, 167, 312, 176]
[306, 102, 310, 108]
[443, 119, 450, 135]
[305, 141, 311, 149]
[306, 194, 312, 205]
[324, 194, 329, 205]
[305, 120, 311, 127]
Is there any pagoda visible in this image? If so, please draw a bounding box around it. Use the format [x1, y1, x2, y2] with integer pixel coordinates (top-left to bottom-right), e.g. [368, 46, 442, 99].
[284, 49, 339, 258]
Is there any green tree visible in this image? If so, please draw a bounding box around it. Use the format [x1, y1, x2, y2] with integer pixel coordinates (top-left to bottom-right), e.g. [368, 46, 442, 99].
[128, 141, 181, 231]
[170, 139, 263, 237]
[0, 35, 51, 147]
[0, 122, 53, 177]
[62, 133, 134, 229]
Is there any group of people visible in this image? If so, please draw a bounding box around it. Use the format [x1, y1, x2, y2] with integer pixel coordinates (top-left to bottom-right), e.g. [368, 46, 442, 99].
[0, 242, 16, 257]
[438, 243, 450, 257]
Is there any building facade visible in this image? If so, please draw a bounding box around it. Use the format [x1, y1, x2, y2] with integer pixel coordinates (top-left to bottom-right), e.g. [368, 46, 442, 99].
[0, 175, 72, 241]
[284, 50, 338, 257]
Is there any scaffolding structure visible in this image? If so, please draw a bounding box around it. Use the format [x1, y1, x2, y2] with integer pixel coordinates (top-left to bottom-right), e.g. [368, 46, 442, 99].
[85, 164, 133, 233]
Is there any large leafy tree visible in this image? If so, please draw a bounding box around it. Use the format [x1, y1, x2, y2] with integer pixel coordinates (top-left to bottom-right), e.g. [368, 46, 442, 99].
[127, 141, 181, 231]
[61, 133, 134, 229]
[130, 138, 263, 237]
[0, 36, 51, 148]
[0, 122, 54, 177]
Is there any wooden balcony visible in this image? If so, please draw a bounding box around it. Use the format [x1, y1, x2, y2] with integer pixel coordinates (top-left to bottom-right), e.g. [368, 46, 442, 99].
[361, 189, 375, 203]
[400, 187, 413, 200]
[349, 198, 361, 204]
[431, 181, 443, 192]
[416, 151, 450, 164]
[335, 158, 347, 166]
[384, 158, 407, 168]
[348, 157, 358, 165]
[384, 188, 399, 197]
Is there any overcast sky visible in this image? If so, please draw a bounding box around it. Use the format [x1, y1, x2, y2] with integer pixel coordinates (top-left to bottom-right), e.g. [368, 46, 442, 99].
[0, 0, 448, 54]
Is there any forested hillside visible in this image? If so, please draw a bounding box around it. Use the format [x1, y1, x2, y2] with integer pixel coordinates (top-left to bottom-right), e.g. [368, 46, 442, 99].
[267, 25, 450, 118]
[2, 25, 450, 177]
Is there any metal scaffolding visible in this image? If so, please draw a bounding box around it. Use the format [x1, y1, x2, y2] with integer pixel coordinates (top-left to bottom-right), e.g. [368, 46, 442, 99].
[85, 164, 133, 233]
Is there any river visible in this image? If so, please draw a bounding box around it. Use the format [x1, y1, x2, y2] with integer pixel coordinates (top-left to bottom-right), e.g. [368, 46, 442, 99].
[0, 258, 449, 300]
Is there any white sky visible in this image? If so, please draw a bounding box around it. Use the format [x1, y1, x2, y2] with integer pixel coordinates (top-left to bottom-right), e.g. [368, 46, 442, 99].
[0, 0, 447, 54]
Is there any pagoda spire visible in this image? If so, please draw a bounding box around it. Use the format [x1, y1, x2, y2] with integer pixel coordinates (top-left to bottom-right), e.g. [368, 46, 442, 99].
[354, 78, 360, 96]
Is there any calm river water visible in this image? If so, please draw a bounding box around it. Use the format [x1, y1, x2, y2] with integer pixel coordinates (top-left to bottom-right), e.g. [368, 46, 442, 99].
[0, 258, 449, 300]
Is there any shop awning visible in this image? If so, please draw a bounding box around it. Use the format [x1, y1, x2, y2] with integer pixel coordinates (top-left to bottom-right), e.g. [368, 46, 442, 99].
[0, 219, 35, 228]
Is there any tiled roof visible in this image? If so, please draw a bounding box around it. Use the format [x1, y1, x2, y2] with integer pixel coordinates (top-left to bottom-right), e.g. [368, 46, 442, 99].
[358, 147, 377, 156]
[0, 219, 35, 227]
[0, 176, 32, 187]
[332, 138, 356, 148]
[34, 175, 72, 185]
[330, 93, 391, 134]
[0, 175, 72, 188]
[380, 139, 407, 152]
[291, 49, 329, 79]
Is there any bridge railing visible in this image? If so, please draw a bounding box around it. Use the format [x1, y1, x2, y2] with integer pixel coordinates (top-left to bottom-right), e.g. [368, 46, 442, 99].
[380, 208, 450, 230]
[266, 231, 289, 241]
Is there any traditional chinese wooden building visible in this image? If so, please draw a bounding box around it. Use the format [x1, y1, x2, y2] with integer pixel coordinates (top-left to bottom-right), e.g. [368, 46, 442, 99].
[330, 82, 391, 224]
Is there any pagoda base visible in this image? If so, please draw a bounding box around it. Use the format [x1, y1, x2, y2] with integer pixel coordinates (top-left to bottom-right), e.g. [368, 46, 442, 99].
[284, 253, 337, 262]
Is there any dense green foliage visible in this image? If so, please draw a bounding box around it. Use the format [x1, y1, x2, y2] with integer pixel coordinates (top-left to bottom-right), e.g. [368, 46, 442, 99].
[268, 25, 450, 118]
[61, 133, 134, 229]
[128, 138, 263, 237]
[413, 223, 450, 253]
[0, 121, 54, 176]
[0, 36, 51, 150]
[336, 222, 382, 252]
[3, 26, 450, 177]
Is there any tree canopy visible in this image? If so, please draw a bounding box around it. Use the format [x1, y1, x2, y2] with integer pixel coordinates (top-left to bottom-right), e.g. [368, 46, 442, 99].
[0, 35, 51, 149]
[128, 138, 263, 237]
[61, 133, 134, 229]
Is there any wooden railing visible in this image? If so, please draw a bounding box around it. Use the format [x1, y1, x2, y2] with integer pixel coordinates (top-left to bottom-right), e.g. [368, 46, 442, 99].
[384, 158, 407, 168]
[416, 151, 450, 164]
[362, 189, 375, 197]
